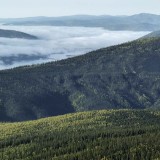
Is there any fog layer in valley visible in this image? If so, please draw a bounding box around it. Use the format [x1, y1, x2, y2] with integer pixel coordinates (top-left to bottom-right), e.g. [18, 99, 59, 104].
[0, 25, 149, 70]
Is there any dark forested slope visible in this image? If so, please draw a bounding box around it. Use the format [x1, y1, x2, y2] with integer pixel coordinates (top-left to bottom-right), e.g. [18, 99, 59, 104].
[0, 29, 38, 39]
[142, 30, 160, 38]
[0, 110, 160, 160]
[1, 38, 160, 121]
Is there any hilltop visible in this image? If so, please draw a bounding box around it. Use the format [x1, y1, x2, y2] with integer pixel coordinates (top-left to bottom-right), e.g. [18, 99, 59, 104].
[0, 29, 38, 39]
[0, 110, 160, 160]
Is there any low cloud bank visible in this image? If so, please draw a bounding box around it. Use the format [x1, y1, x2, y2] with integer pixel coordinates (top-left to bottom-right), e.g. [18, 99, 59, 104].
[0, 25, 149, 70]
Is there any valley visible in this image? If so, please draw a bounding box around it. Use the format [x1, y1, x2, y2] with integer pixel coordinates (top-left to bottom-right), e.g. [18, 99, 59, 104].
[0, 25, 148, 69]
[0, 8, 160, 159]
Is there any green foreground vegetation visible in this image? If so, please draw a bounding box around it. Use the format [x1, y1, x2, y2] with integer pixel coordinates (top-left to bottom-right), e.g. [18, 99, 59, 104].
[0, 109, 160, 160]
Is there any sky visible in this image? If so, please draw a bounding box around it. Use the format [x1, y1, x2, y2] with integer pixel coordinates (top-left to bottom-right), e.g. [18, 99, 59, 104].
[0, 0, 160, 18]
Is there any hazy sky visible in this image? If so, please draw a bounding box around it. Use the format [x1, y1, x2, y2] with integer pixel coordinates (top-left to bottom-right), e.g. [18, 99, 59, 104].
[0, 0, 160, 18]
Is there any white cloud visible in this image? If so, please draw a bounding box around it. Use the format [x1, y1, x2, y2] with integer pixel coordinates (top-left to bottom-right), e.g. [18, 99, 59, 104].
[0, 25, 149, 70]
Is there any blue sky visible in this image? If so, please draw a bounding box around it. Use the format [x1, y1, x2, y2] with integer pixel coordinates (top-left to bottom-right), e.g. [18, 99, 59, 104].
[1, 0, 160, 18]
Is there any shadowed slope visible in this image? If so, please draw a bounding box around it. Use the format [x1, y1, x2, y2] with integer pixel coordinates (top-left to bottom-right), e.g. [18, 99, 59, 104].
[1, 38, 160, 121]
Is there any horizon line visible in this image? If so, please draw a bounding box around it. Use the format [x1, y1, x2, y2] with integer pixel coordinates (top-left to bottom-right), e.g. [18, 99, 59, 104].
[0, 12, 159, 19]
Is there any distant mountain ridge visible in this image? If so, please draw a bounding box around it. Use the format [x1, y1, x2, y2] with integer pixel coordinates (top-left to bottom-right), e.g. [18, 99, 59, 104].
[1, 13, 160, 31]
[0, 29, 38, 39]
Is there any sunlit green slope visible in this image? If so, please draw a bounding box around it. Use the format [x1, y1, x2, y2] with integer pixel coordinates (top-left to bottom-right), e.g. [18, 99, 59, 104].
[0, 109, 160, 160]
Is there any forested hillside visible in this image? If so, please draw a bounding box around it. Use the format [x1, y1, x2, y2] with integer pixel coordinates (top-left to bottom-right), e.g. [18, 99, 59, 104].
[1, 38, 160, 121]
[0, 110, 160, 160]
